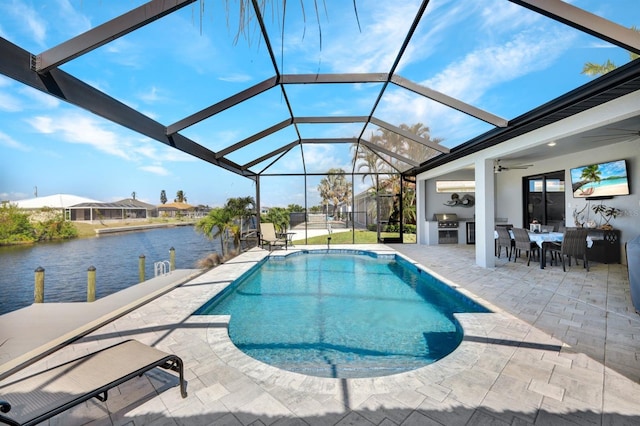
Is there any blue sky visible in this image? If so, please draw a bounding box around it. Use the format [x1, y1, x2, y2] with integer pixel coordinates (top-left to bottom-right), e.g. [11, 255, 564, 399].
[0, 0, 636, 208]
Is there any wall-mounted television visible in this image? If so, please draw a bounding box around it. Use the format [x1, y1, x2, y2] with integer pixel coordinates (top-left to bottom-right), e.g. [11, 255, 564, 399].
[570, 159, 630, 198]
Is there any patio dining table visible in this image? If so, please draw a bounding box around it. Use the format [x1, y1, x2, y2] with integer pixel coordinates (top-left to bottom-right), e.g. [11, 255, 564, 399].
[528, 231, 593, 269]
[494, 230, 593, 269]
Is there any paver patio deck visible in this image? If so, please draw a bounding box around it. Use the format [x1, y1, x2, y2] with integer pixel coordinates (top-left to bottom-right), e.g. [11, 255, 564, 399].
[1, 243, 638, 425]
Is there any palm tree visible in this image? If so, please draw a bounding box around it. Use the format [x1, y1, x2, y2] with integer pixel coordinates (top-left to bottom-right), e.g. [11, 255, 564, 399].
[582, 26, 639, 77]
[224, 196, 256, 247]
[367, 123, 442, 225]
[262, 207, 290, 233]
[581, 59, 618, 77]
[351, 142, 384, 191]
[195, 207, 234, 257]
[317, 168, 352, 218]
[175, 190, 187, 203]
[400, 123, 443, 164]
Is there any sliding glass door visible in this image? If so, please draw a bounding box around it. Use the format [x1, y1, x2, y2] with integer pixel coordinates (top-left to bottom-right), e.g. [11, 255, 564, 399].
[524, 171, 565, 230]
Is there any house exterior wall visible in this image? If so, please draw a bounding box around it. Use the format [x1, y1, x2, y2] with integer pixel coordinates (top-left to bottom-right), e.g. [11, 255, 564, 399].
[416, 90, 640, 267]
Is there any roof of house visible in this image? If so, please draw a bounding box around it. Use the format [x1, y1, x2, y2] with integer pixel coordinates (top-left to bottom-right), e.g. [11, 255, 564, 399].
[114, 198, 157, 209]
[13, 194, 101, 209]
[157, 202, 195, 210]
[70, 198, 158, 209]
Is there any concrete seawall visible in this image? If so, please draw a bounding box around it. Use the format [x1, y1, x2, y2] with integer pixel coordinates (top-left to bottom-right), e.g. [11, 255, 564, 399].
[94, 222, 195, 235]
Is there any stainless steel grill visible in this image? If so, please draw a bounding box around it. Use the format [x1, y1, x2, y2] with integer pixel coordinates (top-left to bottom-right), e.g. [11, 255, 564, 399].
[433, 213, 459, 229]
[434, 213, 459, 244]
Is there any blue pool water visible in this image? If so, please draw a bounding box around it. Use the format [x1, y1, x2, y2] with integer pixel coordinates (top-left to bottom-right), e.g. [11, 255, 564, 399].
[196, 251, 490, 378]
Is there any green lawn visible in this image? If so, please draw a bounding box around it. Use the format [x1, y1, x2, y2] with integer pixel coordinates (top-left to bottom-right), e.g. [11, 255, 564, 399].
[292, 230, 416, 244]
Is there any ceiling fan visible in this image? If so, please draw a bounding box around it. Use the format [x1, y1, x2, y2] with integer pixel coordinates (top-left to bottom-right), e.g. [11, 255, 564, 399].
[494, 160, 533, 173]
[581, 127, 640, 142]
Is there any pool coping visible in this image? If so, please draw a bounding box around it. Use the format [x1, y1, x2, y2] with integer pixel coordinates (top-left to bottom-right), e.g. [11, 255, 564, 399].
[193, 245, 512, 394]
[0, 268, 203, 381]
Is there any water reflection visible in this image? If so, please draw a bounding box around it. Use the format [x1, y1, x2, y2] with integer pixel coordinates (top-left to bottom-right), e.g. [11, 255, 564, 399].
[0, 226, 220, 315]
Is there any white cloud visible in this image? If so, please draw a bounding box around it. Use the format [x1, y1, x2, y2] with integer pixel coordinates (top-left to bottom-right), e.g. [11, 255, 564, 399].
[28, 112, 132, 160]
[105, 38, 144, 69]
[300, 144, 351, 173]
[377, 24, 576, 140]
[0, 131, 30, 151]
[139, 165, 170, 176]
[5, 0, 47, 47]
[132, 138, 195, 162]
[159, 148, 196, 162]
[0, 79, 59, 112]
[0, 91, 23, 112]
[54, 0, 91, 35]
[138, 86, 166, 103]
[219, 74, 253, 83]
[0, 191, 31, 201]
[479, 1, 539, 32]
[26, 110, 200, 166]
[19, 86, 60, 109]
[426, 28, 575, 103]
[317, 2, 421, 73]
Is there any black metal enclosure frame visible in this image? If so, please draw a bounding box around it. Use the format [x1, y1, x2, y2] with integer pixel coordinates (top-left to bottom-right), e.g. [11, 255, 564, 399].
[1, 0, 639, 241]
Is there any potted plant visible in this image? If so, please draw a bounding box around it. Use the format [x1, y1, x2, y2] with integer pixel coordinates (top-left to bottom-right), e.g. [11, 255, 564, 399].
[591, 204, 621, 230]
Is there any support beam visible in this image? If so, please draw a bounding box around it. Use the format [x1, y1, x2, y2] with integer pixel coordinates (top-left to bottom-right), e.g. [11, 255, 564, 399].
[510, 0, 640, 55]
[392, 75, 509, 128]
[0, 37, 253, 179]
[242, 141, 299, 170]
[301, 138, 359, 144]
[360, 139, 419, 167]
[167, 76, 278, 135]
[280, 73, 388, 84]
[215, 119, 292, 159]
[293, 116, 368, 124]
[370, 117, 450, 153]
[32, 0, 196, 72]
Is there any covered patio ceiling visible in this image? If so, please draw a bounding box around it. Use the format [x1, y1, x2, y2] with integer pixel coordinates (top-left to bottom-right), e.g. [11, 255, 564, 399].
[1, 0, 639, 182]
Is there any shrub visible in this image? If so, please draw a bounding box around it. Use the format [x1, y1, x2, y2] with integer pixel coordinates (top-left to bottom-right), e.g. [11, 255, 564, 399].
[404, 224, 416, 234]
[0, 204, 35, 245]
[196, 252, 222, 269]
[33, 214, 78, 241]
[0, 205, 78, 245]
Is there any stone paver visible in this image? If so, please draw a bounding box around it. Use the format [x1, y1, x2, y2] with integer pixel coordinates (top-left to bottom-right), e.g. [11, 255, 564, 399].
[1, 244, 639, 425]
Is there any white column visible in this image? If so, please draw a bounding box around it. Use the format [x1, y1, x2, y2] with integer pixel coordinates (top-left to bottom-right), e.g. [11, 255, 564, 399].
[417, 179, 427, 244]
[475, 158, 495, 268]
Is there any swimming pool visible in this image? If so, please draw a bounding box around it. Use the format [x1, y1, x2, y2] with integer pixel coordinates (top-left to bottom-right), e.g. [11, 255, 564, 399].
[195, 250, 489, 378]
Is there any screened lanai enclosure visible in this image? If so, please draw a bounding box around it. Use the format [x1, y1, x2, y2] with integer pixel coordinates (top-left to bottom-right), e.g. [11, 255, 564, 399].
[2, 0, 639, 244]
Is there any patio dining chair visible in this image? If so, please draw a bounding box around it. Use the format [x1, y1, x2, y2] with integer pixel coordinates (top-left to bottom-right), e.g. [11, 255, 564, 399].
[495, 226, 514, 260]
[511, 227, 539, 266]
[550, 228, 589, 272]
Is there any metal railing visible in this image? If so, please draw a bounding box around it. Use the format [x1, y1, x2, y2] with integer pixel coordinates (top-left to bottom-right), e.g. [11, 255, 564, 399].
[154, 260, 171, 277]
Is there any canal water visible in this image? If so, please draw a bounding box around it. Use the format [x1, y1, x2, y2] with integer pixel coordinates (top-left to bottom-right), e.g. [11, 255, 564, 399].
[0, 225, 221, 316]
